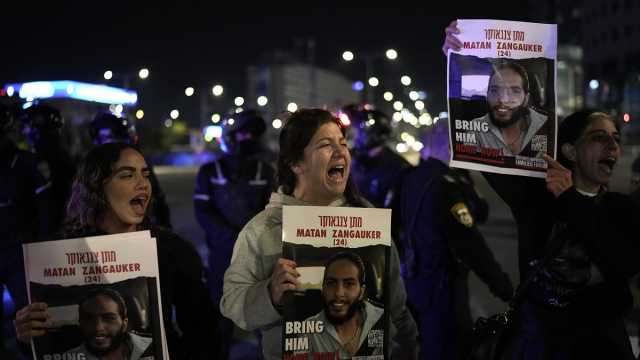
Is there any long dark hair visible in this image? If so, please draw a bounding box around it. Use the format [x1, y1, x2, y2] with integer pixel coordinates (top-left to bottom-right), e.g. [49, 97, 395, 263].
[277, 108, 366, 207]
[64, 142, 150, 237]
[557, 109, 616, 169]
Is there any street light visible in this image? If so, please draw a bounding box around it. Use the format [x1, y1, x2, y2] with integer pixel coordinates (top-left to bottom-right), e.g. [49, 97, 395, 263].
[170, 109, 179, 119]
[212, 84, 224, 96]
[257, 96, 268, 107]
[103, 70, 113, 80]
[409, 91, 419, 101]
[340, 49, 398, 104]
[234, 97, 245, 106]
[401, 75, 412, 86]
[272, 118, 283, 129]
[138, 68, 150, 79]
[185, 87, 195, 97]
[211, 113, 221, 123]
[393, 101, 404, 111]
[287, 102, 298, 112]
[136, 109, 144, 119]
[383, 91, 394, 101]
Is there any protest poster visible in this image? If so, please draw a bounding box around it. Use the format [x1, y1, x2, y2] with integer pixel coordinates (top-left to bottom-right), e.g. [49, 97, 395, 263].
[281, 206, 391, 360]
[447, 19, 557, 177]
[23, 231, 167, 360]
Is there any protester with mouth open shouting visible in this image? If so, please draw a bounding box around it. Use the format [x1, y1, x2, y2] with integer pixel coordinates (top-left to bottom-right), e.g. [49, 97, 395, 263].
[220, 108, 418, 359]
[443, 20, 640, 359]
[14, 142, 218, 360]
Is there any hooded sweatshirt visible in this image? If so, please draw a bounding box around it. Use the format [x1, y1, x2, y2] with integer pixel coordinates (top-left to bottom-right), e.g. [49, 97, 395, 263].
[220, 190, 418, 359]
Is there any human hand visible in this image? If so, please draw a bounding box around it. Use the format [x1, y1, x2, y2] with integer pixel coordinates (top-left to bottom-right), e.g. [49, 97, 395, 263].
[442, 20, 462, 55]
[14, 302, 53, 343]
[269, 258, 299, 307]
[543, 154, 573, 197]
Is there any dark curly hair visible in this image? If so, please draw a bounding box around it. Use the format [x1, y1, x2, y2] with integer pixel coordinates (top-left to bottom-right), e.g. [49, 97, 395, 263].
[64, 142, 150, 237]
[79, 287, 128, 321]
[557, 110, 617, 169]
[277, 108, 366, 207]
[323, 251, 366, 287]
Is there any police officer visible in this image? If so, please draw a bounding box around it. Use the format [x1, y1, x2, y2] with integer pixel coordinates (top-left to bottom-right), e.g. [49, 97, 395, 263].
[89, 112, 172, 229]
[193, 109, 274, 359]
[0, 103, 53, 358]
[21, 104, 75, 233]
[631, 156, 640, 206]
[395, 120, 513, 360]
[341, 104, 411, 208]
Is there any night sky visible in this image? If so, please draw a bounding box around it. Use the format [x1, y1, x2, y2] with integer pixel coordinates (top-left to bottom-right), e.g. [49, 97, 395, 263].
[4, 3, 533, 125]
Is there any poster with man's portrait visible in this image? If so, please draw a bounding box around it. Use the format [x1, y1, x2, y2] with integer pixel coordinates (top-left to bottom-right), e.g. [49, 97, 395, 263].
[447, 19, 558, 177]
[23, 231, 167, 360]
[281, 206, 391, 359]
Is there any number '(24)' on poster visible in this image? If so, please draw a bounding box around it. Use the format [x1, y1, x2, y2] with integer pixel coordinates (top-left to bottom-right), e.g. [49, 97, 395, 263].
[281, 206, 391, 359]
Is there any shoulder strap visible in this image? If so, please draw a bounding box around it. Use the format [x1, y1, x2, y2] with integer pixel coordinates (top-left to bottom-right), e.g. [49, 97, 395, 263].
[509, 223, 571, 309]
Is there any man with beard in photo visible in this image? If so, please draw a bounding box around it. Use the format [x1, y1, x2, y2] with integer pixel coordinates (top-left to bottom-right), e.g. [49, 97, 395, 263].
[64, 288, 154, 360]
[470, 60, 549, 157]
[305, 252, 384, 357]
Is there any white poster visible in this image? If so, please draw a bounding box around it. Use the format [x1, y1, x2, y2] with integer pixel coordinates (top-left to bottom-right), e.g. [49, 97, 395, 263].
[447, 19, 558, 178]
[23, 231, 168, 360]
[281, 206, 391, 359]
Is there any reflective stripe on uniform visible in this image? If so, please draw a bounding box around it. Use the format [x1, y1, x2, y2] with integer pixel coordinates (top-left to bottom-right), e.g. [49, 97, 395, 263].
[249, 161, 267, 186]
[193, 194, 211, 201]
[35, 182, 52, 195]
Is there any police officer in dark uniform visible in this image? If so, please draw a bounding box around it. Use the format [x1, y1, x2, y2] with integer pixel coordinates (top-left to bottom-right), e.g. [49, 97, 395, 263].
[21, 104, 75, 233]
[0, 103, 53, 358]
[396, 120, 513, 360]
[89, 112, 172, 229]
[631, 156, 640, 206]
[341, 104, 411, 208]
[193, 109, 274, 359]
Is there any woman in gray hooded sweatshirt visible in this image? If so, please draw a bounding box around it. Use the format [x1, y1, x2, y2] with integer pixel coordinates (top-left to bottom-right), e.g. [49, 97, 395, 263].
[220, 108, 418, 359]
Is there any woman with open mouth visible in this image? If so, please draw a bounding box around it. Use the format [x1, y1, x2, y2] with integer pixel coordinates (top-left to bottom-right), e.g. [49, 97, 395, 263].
[444, 21, 640, 360]
[220, 108, 418, 359]
[13, 142, 218, 360]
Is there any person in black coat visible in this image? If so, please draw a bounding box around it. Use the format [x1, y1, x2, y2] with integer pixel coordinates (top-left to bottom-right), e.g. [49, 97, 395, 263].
[0, 103, 53, 359]
[446, 23, 640, 359]
[14, 143, 218, 360]
[395, 120, 513, 360]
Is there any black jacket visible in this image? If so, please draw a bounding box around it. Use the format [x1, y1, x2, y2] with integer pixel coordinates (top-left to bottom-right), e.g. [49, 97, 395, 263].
[484, 172, 640, 356]
[0, 140, 52, 248]
[193, 155, 274, 258]
[397, 158, 512, 301]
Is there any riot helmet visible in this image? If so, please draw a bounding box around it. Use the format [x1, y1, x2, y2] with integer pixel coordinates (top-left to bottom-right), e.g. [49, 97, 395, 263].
[0, 103, 15, 137]
[21, 104, 64, 151]
[221, 109, 266, 155]
[89, 112, 138, 145]
[341, 104, 392, 152]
